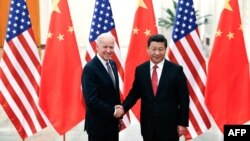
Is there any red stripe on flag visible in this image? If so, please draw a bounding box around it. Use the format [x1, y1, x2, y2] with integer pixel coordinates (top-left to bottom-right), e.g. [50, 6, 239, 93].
[0, 70, 37, 134]
[168, 49, 177, 63]
[1, 48, 47, 129]
[0, 92, 28, 139]
[169, 49, 211, 138]
[19, 29, 41, 74]
[85, 53, 91, 64]
[0, 0, 48, 139]
[174, 40, 205, 93]
[188, 109, 202, 138]
[110, 29, 124, 81]
[185, 32, 206, 74]
[8, 41, 39, 91]
[187, 82, 211, 129]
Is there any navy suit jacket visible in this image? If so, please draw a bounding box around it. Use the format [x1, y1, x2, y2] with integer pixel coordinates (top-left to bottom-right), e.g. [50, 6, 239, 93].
[123, 59, 189, 141]
[82, 56, 120, 135]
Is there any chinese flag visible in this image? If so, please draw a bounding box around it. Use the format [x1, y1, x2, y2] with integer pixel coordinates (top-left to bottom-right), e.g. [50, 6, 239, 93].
[205, 0, 250, 132]
[39, 0, 85, 134]
[124, 0, 158, 120]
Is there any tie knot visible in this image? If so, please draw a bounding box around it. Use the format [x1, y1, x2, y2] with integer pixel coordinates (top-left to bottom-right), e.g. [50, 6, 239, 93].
[153, 65, 158, 70]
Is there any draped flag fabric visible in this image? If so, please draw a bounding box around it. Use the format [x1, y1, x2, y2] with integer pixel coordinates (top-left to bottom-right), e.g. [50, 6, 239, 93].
[0, 0, 48, 139]
[124, 0, 158, 121]
[168, 0, 211, 139]
[85, 0, 130, 127]
[39, 0, 85, 134]
[205, 0, 250, 132]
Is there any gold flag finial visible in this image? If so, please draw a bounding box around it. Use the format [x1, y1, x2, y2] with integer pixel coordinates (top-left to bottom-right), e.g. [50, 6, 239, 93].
[138, 0, 147, 9]
[53, 0, 61, 13]
[224, 0, 232, 11]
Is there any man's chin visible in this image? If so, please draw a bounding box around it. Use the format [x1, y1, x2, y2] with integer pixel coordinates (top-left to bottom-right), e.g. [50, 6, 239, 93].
[104, 57, 112, 61]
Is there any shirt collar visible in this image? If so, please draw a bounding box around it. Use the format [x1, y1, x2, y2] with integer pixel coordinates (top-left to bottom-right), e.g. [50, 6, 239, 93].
[97, 54, 109, 66]
[150, 59, 165, 70]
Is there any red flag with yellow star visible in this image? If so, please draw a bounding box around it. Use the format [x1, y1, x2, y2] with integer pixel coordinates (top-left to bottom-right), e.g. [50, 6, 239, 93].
[205, 0, 250, 132]
[124, 0, 158, 120]
[39, 0, 85, 134]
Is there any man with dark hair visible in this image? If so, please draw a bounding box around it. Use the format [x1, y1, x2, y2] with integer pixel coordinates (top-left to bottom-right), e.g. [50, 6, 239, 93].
[117, 34, 190, 141]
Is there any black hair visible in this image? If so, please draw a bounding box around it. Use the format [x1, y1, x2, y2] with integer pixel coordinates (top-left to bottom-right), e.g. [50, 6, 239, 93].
[147, 34, 168, 48]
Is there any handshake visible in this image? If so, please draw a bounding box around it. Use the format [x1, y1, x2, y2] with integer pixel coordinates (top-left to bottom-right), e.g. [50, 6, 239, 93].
[113, 105, 124, 118]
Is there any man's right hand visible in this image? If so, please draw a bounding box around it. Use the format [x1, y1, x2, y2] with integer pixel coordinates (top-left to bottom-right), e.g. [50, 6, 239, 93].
[113, 105, 124, 118]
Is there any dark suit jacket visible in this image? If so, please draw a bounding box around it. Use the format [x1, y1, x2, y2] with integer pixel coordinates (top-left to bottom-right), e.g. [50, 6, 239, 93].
[82, 56, 120, 136]
[123, 59, 189, 141]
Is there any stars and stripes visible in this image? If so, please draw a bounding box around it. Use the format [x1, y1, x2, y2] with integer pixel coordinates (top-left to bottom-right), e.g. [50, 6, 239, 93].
[168, 0, 211, 139]
[85, 0, 129, 127]
[0, 0, 48, 139]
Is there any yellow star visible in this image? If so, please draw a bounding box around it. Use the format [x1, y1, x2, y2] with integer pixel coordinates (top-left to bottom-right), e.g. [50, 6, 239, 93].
[227, 32, 234, 39]
[47, 31, 53, 38]
[57, 33, 64, 41]
[144, 29, 151, 37]
[216, 29, 222, 37]
[239, 24, 244, 31]
[53, 0, 61, 13]
[68, 26, 74, 33]
[224, 0, 232, 11]
[133, 27, 139, 35]
[137, 0, 147, 9]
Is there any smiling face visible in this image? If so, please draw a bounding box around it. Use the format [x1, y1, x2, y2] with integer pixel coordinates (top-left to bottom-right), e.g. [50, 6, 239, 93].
[147, 41, 166, 64]
[96, 34, 115, 61]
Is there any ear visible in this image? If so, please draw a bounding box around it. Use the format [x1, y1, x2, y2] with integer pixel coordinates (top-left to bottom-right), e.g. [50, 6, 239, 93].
[96, 45, 99, 51]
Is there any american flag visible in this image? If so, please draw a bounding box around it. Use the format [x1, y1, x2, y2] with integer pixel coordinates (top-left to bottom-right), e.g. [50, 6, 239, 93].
[85, 0, 129, 127]
[0, 0, 48, 139]
[168, 0, 211, 139]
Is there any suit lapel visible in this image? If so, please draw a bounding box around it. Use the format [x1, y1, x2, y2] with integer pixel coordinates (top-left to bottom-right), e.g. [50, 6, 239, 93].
[94, 56, 118, 90]
[93, 56, 107, 73]
[142, 62, 155, 99]
[156, 60, 171, 97]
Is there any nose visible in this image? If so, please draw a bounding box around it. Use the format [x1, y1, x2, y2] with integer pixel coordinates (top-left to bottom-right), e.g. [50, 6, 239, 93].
[155, 49, 160, 54]
[107, 47, 111, 53]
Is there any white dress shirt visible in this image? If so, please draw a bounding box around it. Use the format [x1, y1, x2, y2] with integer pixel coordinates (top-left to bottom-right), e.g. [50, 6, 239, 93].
[150, 59, 165, 84]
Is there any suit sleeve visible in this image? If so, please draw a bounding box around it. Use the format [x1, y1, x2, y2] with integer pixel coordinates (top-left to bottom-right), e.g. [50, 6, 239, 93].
[82, 64, 115, 118]
[176, 66, 190, 126]
[122, 68, 140, 113]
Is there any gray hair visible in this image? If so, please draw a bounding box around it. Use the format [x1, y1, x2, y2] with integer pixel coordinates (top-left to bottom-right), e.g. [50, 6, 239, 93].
[96, 33, 115, 45]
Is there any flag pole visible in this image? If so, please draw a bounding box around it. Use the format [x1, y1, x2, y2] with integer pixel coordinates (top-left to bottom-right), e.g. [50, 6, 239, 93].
[63, 134, 65, 141]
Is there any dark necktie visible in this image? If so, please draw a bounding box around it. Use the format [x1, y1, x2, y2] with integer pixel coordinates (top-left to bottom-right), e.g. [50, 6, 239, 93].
[106, 62, 115, 87]
[152, 65, 158, 96]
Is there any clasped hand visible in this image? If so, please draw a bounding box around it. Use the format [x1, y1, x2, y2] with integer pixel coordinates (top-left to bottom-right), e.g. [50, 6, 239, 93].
[113, 105, 124, 118]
